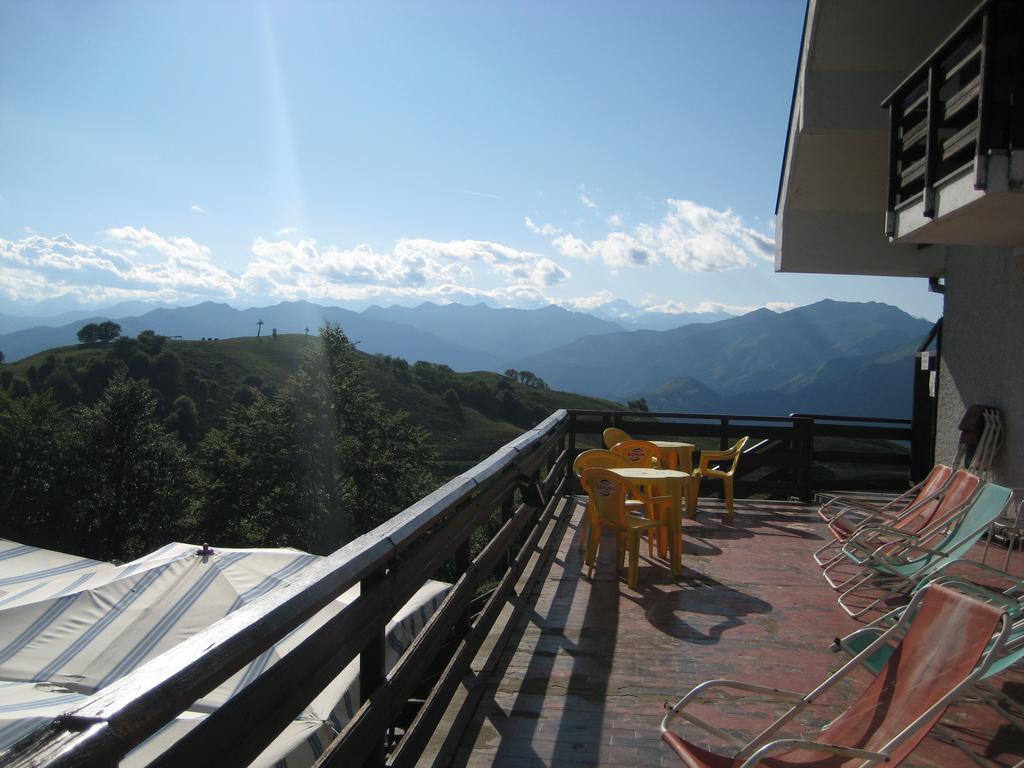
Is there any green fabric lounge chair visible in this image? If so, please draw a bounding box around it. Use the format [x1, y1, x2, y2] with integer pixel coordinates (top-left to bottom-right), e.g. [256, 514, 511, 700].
[835, 482, 1011, 618]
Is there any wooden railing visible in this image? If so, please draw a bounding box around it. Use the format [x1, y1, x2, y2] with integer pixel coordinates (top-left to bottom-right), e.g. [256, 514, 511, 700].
[3, 412, 571, 768]
[2, 407, 916, 768]
[567, 409, 914, 501]
[882, 0, 1022, 233]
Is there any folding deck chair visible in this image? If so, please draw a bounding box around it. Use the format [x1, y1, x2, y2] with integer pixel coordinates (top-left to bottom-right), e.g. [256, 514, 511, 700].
[661, 582, 1013, 767]
[835, 483, 1012, 617]
[815, 463, 952, 528]
[819, 468, 977, 588]
[813, 464, 953, 568]
[834, 563, 1024, 743]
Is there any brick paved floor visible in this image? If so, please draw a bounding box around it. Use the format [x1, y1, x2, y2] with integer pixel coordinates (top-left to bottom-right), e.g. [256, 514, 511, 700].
[436, 496, 1024, 767]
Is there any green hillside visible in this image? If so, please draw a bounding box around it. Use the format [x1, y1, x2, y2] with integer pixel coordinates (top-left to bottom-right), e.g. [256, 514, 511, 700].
[7, 333, 620, 476]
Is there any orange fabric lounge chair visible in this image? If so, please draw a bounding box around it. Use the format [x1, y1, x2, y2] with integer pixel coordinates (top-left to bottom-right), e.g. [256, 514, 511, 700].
[660, 582, 1012, 767]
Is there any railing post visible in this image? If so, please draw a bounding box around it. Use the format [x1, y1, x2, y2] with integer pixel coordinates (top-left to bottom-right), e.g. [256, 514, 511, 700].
[500, 494, 516, 575]
[566, 412, 577, 491]
[454, 540, 472, 639]
[794, 417, 814, 502]
[359, 565, 389, 767]
[910, 350, 938, 483]
[884, 101, 899, 237]
[923, 63, 939, 217]
[974, 9, 993, 189]
[719, 417, 729, 451]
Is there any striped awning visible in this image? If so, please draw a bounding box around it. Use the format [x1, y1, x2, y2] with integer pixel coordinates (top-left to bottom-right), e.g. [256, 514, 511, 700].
[0, 540, 450, 767]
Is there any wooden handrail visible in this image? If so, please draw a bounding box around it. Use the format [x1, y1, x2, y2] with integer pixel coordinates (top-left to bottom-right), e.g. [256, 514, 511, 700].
[2, 413, 571, 768]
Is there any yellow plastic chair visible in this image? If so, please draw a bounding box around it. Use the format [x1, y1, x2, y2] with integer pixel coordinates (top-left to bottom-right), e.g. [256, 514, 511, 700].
[602, 426, 631, 449]
[609, 439, 673, 553]
[690, 436, 749, 519]
[573, 449, 645, 555]
[609, 439, 661, 468]
[581, 467, 668, 589]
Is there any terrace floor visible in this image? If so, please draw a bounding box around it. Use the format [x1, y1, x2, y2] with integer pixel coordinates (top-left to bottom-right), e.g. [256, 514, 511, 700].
[426, 495, 1024, 767]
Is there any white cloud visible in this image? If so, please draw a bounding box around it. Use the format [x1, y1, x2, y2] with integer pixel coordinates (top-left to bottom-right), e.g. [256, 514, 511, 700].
[524, 216, 562, 236]
[552, 231, 657, 268]
[546, 199, 774, 273]
[190, 204, 205, 213]
[276, 227, 298, 236]
[606, 213, 623, 226]
[560, 290, 615, 311]
[640, 298, 795, 315]
[0, 231, 239, 304]
[636, 199, 775, 272]
[242, 236, 567, 303]
[579, 193, 599, 210]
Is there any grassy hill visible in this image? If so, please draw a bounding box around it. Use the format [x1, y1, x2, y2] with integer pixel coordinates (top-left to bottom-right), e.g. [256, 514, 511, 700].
[8, 334, 620, 477]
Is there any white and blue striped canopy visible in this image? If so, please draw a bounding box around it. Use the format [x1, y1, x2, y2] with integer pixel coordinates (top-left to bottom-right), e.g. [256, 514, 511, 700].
[0, 540, 450, 767]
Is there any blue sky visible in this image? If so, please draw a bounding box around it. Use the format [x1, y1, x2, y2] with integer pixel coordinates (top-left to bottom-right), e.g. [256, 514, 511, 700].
[0, 0, 943, 320]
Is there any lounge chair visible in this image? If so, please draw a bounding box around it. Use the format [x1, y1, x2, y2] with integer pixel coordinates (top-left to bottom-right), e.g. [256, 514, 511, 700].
[833, 568, 1024, 755]
[661, 582, 1012, 767]
[835, 482, 1011, 617]
[816, 462, 952, 526]
[818, 467, 975, 587]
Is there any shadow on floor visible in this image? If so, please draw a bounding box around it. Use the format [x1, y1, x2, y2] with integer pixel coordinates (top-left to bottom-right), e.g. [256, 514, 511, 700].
[628, 571, 773, 645]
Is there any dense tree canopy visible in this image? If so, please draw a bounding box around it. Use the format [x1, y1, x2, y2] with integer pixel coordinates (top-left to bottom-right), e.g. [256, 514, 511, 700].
[0, 324, 438, 561]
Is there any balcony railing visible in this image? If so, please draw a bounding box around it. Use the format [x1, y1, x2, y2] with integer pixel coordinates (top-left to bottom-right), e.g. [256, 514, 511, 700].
[882, 0, 1023, 241]
[1, 409, 916, 768]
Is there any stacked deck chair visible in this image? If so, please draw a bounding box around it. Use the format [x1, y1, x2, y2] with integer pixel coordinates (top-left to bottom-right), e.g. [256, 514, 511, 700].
[660, 582, 1014, 767]
[813, 464, 953, 569]
[820, 468, 978, 589]
[834, 567, 1024, 762]
[835, 483, 1012, 617]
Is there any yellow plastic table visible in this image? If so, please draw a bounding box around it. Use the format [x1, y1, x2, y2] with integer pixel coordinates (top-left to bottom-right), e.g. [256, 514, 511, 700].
[649, 440, 695, 475]
[607, 467, 689, 579]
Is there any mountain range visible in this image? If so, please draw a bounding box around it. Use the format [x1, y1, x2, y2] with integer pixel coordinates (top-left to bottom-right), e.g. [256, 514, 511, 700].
[512, 300, 931, 417]
[0, 298, 935, 419]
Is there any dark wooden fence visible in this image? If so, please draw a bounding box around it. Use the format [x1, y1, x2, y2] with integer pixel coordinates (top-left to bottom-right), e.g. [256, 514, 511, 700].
[2, 407, 915, 768]
[568, 409, 914, 501]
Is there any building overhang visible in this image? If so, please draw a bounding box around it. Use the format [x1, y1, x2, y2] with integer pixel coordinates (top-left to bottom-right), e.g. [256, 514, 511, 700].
[775, 0, 978, 278]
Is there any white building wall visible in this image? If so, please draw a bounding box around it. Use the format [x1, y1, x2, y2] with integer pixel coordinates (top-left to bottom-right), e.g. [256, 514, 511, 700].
[935, 246, 1024, 486]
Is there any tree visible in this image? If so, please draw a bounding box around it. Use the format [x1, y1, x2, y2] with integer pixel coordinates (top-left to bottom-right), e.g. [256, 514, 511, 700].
[77, 323, 100, 344]
[504, 368, 518, 380]
[0, 350, 5, 364]
[627, 398, 650, 412]
[0, 391, 74, 549]
[77, 321, 121, 344]
[201, 323, 436, 551]
[65, 373, 198, 560]
[137, 330, 167, 356]
[165, 394, 200, 446]
[96, 320, 121, 342]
